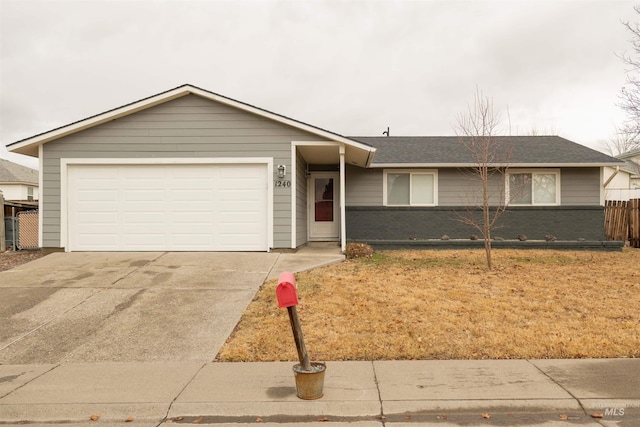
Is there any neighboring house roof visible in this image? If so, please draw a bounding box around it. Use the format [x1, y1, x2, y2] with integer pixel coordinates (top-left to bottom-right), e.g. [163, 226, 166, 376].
[617, 147, 640, 160]
[619, 159, 640, 178]
[0, 158, 38, 185]
[349, 136, 624, 167]
[616, 148, 640, 178]
[8, 83, 376, 162]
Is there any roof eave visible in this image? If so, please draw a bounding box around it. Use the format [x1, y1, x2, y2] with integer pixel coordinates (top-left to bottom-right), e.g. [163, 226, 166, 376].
[8, 84, 376, 158]
[9, 87, 190, 157]
[0, 181, 38, 186]
[370, 162, 625, 168]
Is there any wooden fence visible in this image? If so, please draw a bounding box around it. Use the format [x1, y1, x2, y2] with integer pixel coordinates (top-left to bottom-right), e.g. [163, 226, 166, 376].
[605, 199, 640, 248]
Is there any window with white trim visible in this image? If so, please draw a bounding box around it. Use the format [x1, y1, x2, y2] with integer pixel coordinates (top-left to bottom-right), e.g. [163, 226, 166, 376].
[384, 170, 437, 206]
[507, 169, 560, 205]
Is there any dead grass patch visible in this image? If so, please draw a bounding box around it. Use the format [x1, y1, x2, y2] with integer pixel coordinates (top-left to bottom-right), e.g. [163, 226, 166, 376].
[218, 249, 640, 361]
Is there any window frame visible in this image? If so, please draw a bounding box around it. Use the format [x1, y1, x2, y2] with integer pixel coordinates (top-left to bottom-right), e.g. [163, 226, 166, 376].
[506, 168, 561, 206]
[383, 169, 438, 206]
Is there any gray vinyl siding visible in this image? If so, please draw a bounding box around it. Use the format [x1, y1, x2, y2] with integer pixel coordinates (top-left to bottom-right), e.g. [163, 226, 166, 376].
[344, 166, 603, 208]
[296, 150, 308, 247]
[345, 165, 382, 206]
[345, 167, 502, 207]
[438, 168, 504, 206]
[560, 167, 601, 205]
[42, 94, 330, 249]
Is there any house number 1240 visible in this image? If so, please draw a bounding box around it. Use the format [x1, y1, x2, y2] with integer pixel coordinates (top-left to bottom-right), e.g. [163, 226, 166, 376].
[274, 180, 291, 188]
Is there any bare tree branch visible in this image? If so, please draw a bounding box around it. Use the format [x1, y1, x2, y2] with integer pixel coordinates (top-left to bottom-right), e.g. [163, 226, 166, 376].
[600, 125, 639, 156]
[452, 88, 511, 270]
[616, 4, 640, 151]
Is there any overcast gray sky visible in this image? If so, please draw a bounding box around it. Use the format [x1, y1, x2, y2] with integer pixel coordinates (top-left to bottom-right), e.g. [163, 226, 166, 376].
[1, 0, 637, 168]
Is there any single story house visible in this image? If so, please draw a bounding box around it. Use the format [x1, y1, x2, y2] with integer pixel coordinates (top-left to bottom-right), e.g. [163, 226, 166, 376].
[0, 158, 39, 202]
[604, 148, 640, 201]
[617, 148, 640, 189]
[8, 84, 624, 252]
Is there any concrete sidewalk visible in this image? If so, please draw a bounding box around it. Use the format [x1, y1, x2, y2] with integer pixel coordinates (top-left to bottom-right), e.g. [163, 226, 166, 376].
[1, 358, 638, 426]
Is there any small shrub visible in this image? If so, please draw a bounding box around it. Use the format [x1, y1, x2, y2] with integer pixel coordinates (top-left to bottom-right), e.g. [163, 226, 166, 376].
[345, 242, 374, 259]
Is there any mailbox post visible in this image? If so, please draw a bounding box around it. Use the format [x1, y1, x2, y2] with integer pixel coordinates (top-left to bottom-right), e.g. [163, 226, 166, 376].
[276, 271, 326, 399]
[276, 271, 310, 371]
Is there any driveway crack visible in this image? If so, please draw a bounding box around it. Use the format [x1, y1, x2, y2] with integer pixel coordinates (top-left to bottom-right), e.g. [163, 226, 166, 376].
[263, 253, 281, 284]
[371, 361, 386, 426]
[110, 252, 168, 288]
[526, 359, 603, 425]
[0, 363, 60, 399]
[159, 362, 208, 426]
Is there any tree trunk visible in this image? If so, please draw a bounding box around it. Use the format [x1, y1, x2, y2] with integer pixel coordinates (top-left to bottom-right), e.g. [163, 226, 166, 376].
[482, 168, 493, 270]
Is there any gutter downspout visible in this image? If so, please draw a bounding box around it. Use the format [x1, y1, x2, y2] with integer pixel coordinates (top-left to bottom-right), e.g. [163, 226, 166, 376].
[603, 166, 620, 188]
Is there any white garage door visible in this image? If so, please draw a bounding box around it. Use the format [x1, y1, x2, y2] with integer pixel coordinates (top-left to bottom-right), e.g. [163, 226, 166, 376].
[67, 163, 268, 251]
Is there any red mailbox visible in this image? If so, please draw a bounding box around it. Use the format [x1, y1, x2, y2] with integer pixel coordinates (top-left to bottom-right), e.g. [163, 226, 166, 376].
[276, 271, 298, 308]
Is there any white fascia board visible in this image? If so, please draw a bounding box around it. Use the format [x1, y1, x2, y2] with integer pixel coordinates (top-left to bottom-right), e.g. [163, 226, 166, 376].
[0, 181, 37, 186]
[370, 162, 625, 168]
[10, 84, 376, 159]
[61, 157, 273, 165]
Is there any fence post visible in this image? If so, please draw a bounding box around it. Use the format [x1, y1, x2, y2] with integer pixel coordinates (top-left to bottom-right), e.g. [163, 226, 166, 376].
[1, 191, 5, 252]
[631, 198, 640, 248]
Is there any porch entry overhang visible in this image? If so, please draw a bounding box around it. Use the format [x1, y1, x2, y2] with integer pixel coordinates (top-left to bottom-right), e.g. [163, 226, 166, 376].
[291, 140, 375, 252]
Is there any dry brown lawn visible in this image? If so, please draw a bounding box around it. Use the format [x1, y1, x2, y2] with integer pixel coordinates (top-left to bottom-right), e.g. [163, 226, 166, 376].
[217, 248, 640, 361]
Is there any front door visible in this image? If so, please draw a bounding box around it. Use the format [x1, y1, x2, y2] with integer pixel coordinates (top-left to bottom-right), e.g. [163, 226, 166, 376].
[309, 172, 339, 241]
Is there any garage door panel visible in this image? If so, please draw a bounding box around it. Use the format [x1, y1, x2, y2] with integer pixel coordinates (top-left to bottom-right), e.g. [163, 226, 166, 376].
[219, 190, 261, 201]
[173, 211, 214, 221]
[77, 212, 119, 224]
[172, 236, 215, 245]
[123, 235, 167, 250]
[68, 163, 268, 251]
[78, 234, 119, 248]
[124, 189, 166, 201]
[123, 211, 164, 223]
[123, 166, 166, 178]
[171, 190, 214, 202]
[77, 189, 119, 202]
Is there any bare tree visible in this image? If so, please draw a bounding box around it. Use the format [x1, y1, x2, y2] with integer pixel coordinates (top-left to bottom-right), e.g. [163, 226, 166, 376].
[527, 125, 559, 137]
[453, 89, 511, 270]
[600, 125, 638, 156]
[618, 5, 640, 151]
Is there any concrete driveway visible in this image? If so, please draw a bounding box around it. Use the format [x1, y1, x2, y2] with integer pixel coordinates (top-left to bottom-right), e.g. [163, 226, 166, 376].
[0, 249, 343, 364]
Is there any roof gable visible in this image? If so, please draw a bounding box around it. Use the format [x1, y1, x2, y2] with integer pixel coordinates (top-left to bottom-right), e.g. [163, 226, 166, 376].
[8, 84, 375, 158]
[0, 158, 38, 184]
[350, 136, 624, 167]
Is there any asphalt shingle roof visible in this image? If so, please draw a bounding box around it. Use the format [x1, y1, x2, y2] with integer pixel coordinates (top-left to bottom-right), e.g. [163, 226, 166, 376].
[0, 158, 38, 184]
[617, 147, 640, 159]
[349, 136, 623, 166]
